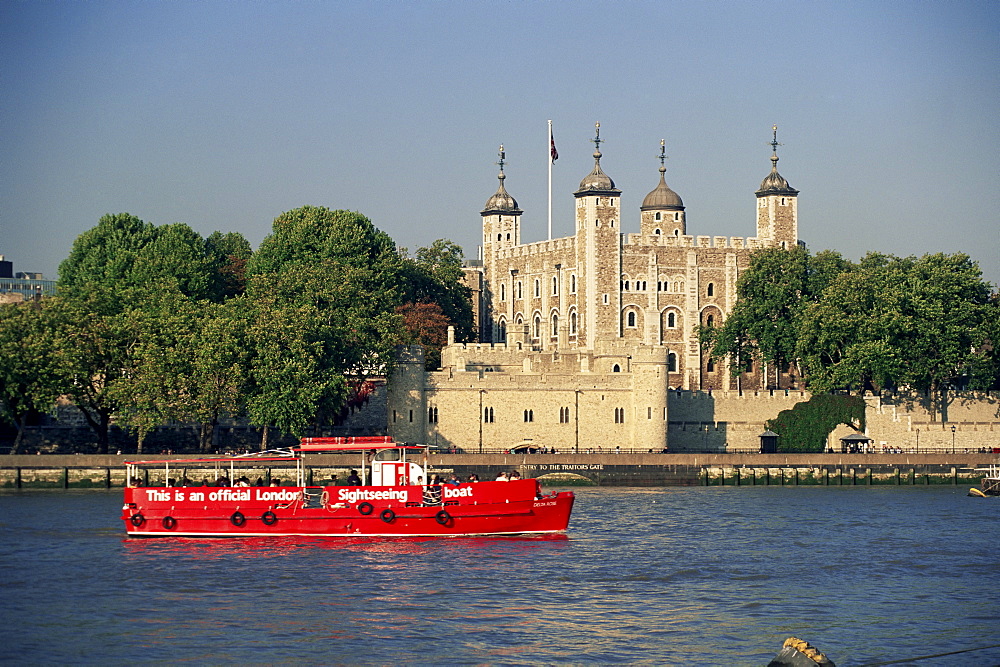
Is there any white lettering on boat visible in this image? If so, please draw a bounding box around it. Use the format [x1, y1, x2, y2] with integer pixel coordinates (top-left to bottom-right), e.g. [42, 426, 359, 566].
[208, 489, 251, 502]
[442, 486, 473, 499]
[337, 488, 409, 504]
[253, 489, 301, 502]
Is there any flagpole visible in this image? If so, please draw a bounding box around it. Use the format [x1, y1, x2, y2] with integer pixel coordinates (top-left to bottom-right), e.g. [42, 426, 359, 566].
[547, 119, 553, 240]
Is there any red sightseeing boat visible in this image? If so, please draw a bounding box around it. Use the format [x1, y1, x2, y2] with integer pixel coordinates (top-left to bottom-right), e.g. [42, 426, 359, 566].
[121, 437, 575, 537]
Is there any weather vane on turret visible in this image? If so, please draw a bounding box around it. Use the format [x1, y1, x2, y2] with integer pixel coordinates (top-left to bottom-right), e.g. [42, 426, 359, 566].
[592, 122, 602, 158]
[770, 125, 782, 158]
[497, 144, 506, 173]
[658, 139, 667, 174]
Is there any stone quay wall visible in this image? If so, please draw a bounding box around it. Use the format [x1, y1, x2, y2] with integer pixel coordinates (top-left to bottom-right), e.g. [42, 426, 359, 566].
[2, 452, 993, 489]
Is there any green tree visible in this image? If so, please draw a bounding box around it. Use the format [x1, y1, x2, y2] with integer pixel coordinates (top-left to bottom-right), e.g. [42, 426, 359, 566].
[0, 302, 67, 453]
[244, 207, 406, 444]
[185, 300, 251, 451]
[60, 213, 238, 303]
[705, 246, 850, 385]
[130, 223, 217, 300]
[58, 213, 156, 294]
[798, 253, 995, 412]
[205, 231, 252, 300]
[46, 291, 137, 453]
[106, 289, 199, 452]
[401, 239, 475, 343]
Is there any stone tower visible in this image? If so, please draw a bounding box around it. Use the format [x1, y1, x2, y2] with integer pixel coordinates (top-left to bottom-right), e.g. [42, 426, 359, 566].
[755, 125, 799, 248]
[640, 139, 686, 238]
[574, 123, 623, 347]
[480, 145, 522, 343]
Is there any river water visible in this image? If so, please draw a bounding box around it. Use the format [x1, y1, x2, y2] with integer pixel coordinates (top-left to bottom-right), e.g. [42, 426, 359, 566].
[2, 486, 998, 665]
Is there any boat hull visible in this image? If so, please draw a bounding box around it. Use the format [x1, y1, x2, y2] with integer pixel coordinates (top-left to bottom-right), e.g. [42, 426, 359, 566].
[122, 480, 574, 538]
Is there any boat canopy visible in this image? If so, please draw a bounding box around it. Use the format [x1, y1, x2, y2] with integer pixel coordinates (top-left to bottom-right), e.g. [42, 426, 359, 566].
[296, 436, 421, 452]
[123, 455, 296, 466]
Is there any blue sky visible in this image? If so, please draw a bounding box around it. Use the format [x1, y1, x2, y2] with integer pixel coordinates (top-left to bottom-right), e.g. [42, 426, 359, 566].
[2, 1, 998, 287]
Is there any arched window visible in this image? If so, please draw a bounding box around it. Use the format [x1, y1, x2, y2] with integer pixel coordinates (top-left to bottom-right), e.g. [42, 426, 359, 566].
[497, 233, 502, 241]
[483, 407, 494, 423]
[674, 229, 680, 237]
[534, 279, 540, 298]
[654, 228, 662, 235]
[506, 233, 511, 241]
[516, 281, 522, 299]
[707, 283, 714, 297]
[552, 276, 558, 295]
[668, 353, 677, 372]
[667, 311, 676, 328]
[706, 359, 715, 373]
[706, 314, 715, 328]
[570, 274, 577, 293]
[533, 315, 541, 339]
[500, 283, 506, 301]
[655, 212, 661, 221]
[523, 409, 534, 423]
[551, 314, 559, 337]
[627, 311, 636, 328]
[570, 311, 577, 335]
[614, 407, 625, 423]
[612, 364, 621, 373]
[498, 321, 507, 343]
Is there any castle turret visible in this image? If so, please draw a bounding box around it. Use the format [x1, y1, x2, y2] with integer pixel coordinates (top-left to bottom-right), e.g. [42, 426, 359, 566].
[480, 146, 522, 343]
[640, 139, 686, 237]
[574, 123, 623, 346]
[481, 145, 522, 252]
[755, 125, 799, 248]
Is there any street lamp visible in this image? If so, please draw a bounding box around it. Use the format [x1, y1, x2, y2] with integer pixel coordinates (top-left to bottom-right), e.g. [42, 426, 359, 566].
[951, 425, 956, 454]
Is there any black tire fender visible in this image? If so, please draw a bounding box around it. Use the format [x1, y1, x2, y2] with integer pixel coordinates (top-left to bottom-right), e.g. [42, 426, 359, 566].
[261, 511, 278, 526]
[380, 509, 396, 523]
[130, 513, 145, 527]
[230, 511, 246, 527]
[162, 516, 177, 530]
[358, 502, 374, 515]
[435, 509, 451, 526]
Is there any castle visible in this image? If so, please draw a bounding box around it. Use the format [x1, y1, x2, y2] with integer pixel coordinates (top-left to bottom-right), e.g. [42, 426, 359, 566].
[387, 125, 804, 452]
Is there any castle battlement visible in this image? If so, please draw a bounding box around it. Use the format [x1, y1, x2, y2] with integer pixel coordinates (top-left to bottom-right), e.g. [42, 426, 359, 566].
[496, 237, 575, 260]
[623, 234, 764, 250]
[426, 371, 635, 390]
[669, 389, 811, 400]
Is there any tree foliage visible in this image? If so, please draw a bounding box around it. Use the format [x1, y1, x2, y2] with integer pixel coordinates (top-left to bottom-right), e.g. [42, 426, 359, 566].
[708, 247, 998, 399]
[705, 247, 850, 376]
[59, 213, 250, 303]
[244, 207, 408, 439]
[401, 239, 475, 343]
[20, 206, 479, 451]
[798, 252, 996, 394]
[0, 302, 67, 453]
[397, 301, 451, 370]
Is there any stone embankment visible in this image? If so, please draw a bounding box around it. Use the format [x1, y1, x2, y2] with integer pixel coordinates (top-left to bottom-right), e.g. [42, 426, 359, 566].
[0, 453, 994, 489]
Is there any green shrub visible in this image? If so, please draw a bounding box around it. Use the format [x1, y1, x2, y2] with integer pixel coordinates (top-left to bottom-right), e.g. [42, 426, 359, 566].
[766, 394, 865, 453]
